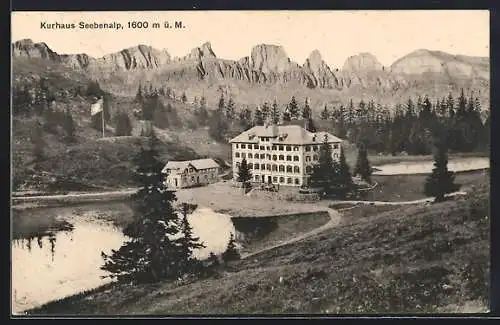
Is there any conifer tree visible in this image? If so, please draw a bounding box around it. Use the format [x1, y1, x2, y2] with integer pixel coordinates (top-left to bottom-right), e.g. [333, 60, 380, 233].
[302, 99, 312, 119]
[310, 134, 337, 195]
[282, 105, 291, 122]
[354, 143, 372, 184]
[178, 203, 206, 274]
[63, 107, 76, 141]
[238, 106, 253, 130]
[305, 118, 317, 132]
[226, 97, 236, 120]
[218, 93, 225, 113]
[334, 146, 353, 198]
[115, 111, 133, 136]
[261, 102, 270, 121]
[254, 106, 264, 126]
[222, 233, 240, 263]
[271, 99, 281, 124]
[288, 96, 299, 120]
[237, 157, 252, 187]
[31, 121, 45, 163]
[320, 104, 329, 120]
[424, 140, 460, 202]
[135, 83, 143, 103]
[101, 134, 187, 284]
[197, 96, 209, 126]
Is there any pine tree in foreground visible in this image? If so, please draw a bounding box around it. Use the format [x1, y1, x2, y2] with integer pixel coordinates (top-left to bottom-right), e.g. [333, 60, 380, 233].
[222, 233, 240, 263]
[101, 134, 192, 284]
[354, 143, 373, 184]
[334, 146, 354, 198]
[237, 158, 252, 187]
[178, 203, 206, 275]
[310, 134, 337, 195]
[424, 141, 460, 202]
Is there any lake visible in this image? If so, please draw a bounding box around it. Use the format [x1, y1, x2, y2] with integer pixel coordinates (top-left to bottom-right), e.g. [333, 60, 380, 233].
[11, 202, 235, 314]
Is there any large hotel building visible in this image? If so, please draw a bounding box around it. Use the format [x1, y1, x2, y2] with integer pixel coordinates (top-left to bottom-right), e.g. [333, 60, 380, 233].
[229, 122, 343, 187]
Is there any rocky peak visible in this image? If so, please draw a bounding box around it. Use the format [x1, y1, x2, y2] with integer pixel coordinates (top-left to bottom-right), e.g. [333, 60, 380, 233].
[99, 44, 171, 70]
[12, 38, 59, 61]
[184, 41, 217, 61]
[342, 52, 383, 73]
[250, 44, 293, 74]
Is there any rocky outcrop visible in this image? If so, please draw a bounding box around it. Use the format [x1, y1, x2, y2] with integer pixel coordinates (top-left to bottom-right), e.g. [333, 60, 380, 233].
[11, 38, 489, 100]
[342, 52, 384, 73]
[12, 39, 61, 61]
[390, 49, 490, 80]
[302, 50, 342, 89]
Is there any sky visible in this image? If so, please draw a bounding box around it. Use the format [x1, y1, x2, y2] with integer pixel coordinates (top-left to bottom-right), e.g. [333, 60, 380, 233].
[11, 10, 490, 69]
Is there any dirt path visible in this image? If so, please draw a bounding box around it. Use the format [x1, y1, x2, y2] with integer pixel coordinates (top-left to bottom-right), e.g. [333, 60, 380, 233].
[240, 190, 468, 260]
[241, 206, 341, 259]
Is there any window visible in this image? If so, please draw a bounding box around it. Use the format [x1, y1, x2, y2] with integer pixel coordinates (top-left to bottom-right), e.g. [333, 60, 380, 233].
[254, 144, 259, 149]
[261, 164, 265, 170]
[266, 164, 271, 171]
[293, 156, 299, 162]
[272, 145, 277, 150]
[293, 146, 299, 151]
[286, 166, 293, 173]
[242, 153, 246, 159]
[260, 146, 265, 150]
[273, 176, 278, 182]
[279, 155, 284, 161]
[248, 153, 253, 159]
[279, 177, 285, 183]
[272, 155, 277, 161]
[189, 168, 194, 173]
[286, 146, 292, 151]
[249, 163, 253, 169]
[334, 153, 339, 159]
[191, 176, 195, 182]
[306, 156, 311, 162]
[255, 175, 260, 181]
[267, 146, 271, 151]
[279, 165, 285, 172]
[235, 152, 240, 158]
[236, 162, 240, 168]
[305, 146, 311, 152]
[241, 144, 246, 149]
[279, 145, 284, 151]
[236, 144, 239, 149]
[272, 165, 278, 172]
[313, 155, 318, 161]
[313, 145, 319, 151]
[260, 154, 265, 159]
[306, 166, 312, 174]
[333, 143, 339, 149]
[255, 164, 260, 170]
[287, 177, 292, 184]
[294, 166, 300, 173]
[286, 155, 292, 161]
[295, 178, 300, 185]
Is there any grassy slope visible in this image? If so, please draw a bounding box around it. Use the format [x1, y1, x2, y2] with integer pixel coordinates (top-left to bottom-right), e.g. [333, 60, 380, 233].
[29, 184, 489, 315]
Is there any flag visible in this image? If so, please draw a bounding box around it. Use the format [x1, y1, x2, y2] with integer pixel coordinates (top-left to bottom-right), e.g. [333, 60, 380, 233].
[90, 98, 104, 116]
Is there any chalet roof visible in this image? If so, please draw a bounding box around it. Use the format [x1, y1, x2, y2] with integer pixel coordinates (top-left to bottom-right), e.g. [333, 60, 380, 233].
[162, 158, 220, 173]
[229, 124, 343, 145]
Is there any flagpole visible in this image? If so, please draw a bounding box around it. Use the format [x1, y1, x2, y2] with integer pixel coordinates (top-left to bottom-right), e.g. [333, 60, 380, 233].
[101, 97, 105, 138]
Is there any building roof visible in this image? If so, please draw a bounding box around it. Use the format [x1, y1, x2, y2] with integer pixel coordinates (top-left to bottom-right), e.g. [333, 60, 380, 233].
[229, 124, 343, 145]
[162, 158, 220, 173]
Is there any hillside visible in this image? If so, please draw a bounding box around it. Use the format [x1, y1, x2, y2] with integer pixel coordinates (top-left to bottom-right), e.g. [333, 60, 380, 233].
[28, 184, 489, 314]
[12, 39, 490, 112]
[11, 56, 232, 191]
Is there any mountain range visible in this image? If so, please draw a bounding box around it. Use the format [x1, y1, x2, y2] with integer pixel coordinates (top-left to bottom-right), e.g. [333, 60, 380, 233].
[12, 38, 490, 110]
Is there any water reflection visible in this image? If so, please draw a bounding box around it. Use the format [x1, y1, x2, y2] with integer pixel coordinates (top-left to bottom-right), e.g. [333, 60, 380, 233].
[11, 203, 235, 314]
